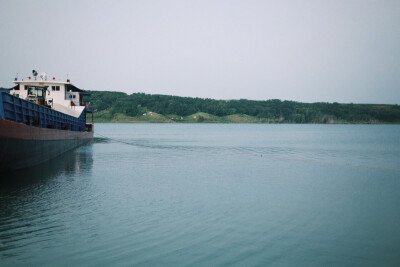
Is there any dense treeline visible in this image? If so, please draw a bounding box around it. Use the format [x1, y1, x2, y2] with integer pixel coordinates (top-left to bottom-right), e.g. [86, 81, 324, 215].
[85, 91, 400, 123]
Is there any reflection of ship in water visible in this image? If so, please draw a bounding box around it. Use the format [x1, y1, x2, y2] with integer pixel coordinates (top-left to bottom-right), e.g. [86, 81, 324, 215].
[0, 145, 94, 257]
[0, 144, 93, 188]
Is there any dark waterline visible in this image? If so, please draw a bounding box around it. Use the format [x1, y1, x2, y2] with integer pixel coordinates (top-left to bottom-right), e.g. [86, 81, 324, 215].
[1, 124, 400, 266]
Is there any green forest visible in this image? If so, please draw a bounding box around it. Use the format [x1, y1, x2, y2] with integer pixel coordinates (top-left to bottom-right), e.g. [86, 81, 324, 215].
[85, 91, 400, 123]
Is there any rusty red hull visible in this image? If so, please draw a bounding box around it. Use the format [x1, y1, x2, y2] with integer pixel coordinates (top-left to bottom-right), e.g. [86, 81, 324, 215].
[0, 119, 93, 172]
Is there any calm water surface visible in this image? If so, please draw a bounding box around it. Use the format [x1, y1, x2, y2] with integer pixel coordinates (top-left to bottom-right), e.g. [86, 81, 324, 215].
[1, 124, 400, 266]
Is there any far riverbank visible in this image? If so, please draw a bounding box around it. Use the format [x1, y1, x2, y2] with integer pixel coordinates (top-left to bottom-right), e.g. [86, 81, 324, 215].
[90, 111, 398, 124]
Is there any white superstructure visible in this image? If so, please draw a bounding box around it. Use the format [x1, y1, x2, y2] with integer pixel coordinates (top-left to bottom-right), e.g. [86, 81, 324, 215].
[9, 77, 88, 118]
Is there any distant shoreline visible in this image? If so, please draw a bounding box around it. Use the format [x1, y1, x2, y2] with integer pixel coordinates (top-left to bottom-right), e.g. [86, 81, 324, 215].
[90, 111, 399, 124]
[86, 91, 400, 124]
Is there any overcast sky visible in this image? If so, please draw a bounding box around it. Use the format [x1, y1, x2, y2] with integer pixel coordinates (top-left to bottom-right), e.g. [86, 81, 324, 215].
[0, 0, 399, 104]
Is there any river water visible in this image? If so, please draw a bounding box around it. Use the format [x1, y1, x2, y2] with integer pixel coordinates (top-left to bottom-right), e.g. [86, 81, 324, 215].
[1, 124, 400, 266]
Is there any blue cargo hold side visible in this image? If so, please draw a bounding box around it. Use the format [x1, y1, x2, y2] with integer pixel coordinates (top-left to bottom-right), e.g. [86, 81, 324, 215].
[0, 92, 86, 132]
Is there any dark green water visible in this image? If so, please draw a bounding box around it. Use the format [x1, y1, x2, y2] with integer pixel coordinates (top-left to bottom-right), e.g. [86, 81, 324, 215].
[1, 124, 400, 266]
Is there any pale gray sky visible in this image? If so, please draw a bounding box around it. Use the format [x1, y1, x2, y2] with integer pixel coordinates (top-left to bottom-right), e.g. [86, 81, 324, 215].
[0, 0, 399, 104]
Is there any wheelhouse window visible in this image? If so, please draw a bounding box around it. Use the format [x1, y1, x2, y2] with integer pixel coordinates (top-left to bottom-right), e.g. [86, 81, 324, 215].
[56, 86, 60, 91]
[27, 86, 46, 97]
[52, 86, 55, 91]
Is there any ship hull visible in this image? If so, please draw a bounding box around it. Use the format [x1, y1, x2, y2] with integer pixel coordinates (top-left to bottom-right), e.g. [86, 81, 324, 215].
[0, 119, 93, 172]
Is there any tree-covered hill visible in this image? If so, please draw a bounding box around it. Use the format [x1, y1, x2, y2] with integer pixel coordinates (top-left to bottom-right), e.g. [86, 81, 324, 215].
[84, 91, 400, 123]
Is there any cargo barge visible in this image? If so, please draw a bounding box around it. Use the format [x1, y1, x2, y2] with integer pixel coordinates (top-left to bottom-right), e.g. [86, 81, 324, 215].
[0, 71, 94, 172]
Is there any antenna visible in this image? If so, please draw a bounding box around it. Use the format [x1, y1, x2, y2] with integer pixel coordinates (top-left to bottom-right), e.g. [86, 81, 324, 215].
[39, 72, 47, 81]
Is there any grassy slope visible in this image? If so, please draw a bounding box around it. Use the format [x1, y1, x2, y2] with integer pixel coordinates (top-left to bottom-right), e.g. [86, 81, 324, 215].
[92, 110, 174, 123]
[92, 111, 300, 123]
